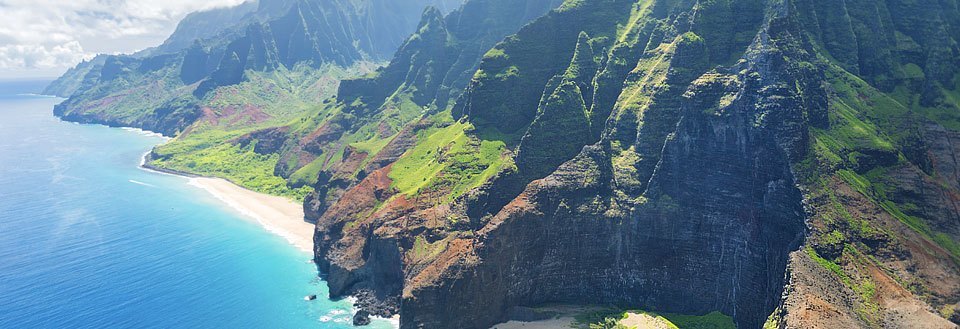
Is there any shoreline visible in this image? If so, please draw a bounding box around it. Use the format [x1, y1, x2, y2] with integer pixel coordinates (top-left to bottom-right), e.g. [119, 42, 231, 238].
[140, 144, 400, 327]
[139, 153, 314, 254]
[55, 94, 400, 327]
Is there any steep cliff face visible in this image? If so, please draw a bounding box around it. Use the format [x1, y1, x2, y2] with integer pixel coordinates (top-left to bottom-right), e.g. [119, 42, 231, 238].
[400, 2, 811, 327]
[308, 0, 960, 328]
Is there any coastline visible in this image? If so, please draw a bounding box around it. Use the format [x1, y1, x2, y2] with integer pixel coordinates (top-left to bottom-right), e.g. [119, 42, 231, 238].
[49, 75, 401, 328]
[5, 90, 343, 328]
[59, 111, 315, 254]
[140, 152, 314, 254]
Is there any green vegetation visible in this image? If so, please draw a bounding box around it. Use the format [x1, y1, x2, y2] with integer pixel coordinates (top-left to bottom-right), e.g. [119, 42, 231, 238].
[65, 62, 193, 128]
[408, 236, 451, 263]
[463, 0, 633, 142]
[661, 311, 737, 329]
[762, 308, 783, 329]
[834, 168, 960, 259]
[589, 317, 629, 329]
[806, 245, 849, 284]
[204, 64, 359, 125]
[803, 65, 960, 262]
[822, 68, 915, 150]
[142, 64, 377, 200]
[288, 157, 327, 186]
[389, 113, 510, 203]
[774, 1, 960, 317]
[151, 128, 312, 200]
[806, 246, 881, 325]
[814, 100, 895, 159]
[578, 309, 735, 329]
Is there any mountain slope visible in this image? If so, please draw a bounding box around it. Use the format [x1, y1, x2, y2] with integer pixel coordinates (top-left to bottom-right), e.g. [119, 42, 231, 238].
[50, 0, 460, 136]
[336, 0, 566, 112]
[42, 55, 107, 98]
[45, 0, 461, 199]
[148, 1, 260, 56]
[43, 2, 261, 98]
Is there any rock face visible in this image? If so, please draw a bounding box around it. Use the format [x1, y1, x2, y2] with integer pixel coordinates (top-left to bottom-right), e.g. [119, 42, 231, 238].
[307, 0, 960, 328]
[400, 4, 811, 327]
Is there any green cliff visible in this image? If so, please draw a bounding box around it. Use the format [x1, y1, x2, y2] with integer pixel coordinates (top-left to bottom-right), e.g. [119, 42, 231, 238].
[305, 0, 960, 327]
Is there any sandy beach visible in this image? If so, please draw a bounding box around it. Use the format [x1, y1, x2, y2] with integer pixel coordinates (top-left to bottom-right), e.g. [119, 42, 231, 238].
[491, 317, 578, 329]
[187, 177, 313, 253]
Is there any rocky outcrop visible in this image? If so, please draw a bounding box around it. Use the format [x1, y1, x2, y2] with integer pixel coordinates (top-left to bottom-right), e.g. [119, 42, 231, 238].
[233, 127, 291, 155]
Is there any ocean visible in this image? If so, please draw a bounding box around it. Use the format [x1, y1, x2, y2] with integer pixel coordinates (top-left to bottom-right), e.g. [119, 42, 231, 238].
[0, 83, 392, 328]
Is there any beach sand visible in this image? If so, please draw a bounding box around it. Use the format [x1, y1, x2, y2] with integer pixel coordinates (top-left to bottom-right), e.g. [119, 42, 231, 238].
[188, 177, 313, 253]
[491, 317, 578, 329]
[490, 305, 593, 329]
[491, 308, 677, 329]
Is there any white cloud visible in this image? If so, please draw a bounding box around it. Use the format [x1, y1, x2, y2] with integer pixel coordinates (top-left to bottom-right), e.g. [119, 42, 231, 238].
[0, 41, 92, 69]
[0, 0, 247, 78]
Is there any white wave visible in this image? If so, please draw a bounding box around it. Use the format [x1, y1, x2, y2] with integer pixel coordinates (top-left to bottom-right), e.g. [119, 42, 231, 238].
[15, 93, 58, 98]
[128, 180, 156, 188]
[137, 152, 185, 179]
[344, 294, 400, 329]
[372, 314, 401, 329]
[319, 309, 350, 323]
[120, 127, 169, 140]
[139, 151, 150, 167]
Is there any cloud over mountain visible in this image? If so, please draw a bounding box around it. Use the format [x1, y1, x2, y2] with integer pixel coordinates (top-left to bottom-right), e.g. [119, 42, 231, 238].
[0, 0, 247, 78]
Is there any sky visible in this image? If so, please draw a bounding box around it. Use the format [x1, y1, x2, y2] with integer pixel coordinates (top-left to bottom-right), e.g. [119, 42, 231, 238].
[0, 0, 249, 79]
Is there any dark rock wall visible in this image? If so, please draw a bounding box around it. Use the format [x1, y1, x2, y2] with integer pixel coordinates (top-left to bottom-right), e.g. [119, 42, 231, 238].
[398, 6, 815, 327]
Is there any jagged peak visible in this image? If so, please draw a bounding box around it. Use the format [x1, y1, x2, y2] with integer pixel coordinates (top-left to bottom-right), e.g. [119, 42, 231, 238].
[564, 32, 597, 80]
[411, 5, 449, 41]
[420, 5, 446, 24]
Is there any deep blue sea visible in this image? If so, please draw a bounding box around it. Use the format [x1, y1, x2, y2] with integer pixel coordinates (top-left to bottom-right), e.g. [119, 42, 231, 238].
[0, 82, 392, 328]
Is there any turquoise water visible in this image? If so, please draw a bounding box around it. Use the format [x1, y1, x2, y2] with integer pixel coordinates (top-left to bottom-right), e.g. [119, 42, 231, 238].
[0, 92, 391, 328]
